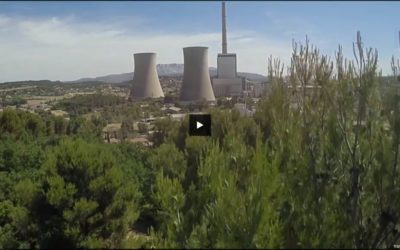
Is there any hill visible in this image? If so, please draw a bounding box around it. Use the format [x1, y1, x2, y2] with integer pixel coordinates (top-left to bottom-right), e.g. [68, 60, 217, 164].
[70, 64, 267, 83]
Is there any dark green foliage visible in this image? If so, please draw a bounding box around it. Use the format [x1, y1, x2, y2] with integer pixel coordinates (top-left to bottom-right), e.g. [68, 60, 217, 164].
[149, 143, 187, 181]
[53, 116, 67, 135]
[55, 94, 126, 115]
[0, 109, 46, 140]
[121, 119, 133, 139]
[0, 96, 27, 107]
[0, 111, 143, 248]
[37, 139, 141, 248]
[67, 116, 106, 141]
[150, 117, 181, 147]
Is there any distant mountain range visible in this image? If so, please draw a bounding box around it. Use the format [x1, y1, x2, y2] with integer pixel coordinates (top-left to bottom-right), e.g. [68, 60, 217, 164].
[71, 63, 267, 83]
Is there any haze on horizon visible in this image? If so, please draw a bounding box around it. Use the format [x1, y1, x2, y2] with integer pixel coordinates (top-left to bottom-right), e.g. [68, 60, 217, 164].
[0, 1, 399, 83]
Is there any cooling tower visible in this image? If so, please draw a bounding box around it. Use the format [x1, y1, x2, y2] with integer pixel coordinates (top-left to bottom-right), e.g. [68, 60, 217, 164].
[131, 52, 164, 100]
[180, 47, 216, 104]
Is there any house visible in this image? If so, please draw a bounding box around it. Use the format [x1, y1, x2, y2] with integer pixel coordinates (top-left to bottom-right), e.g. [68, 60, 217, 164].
[129, 135, 153, 147]
[169, 113, 186, 121]
[102, 123, 122, 142]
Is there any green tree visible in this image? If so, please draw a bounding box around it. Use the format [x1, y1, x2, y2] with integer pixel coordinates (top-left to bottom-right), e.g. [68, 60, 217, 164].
[137, 122, 147, 135]
[149, 143, 187, 182]
[37, 139, 141, 248]
[150, 118, 179, 147]
[0, 109, 25, 139]
[53, 116, 67, 135]
[121, 119, 133, 139]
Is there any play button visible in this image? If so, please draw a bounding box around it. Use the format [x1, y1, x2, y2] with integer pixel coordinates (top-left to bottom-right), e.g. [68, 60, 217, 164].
[189, 114, 211, 136]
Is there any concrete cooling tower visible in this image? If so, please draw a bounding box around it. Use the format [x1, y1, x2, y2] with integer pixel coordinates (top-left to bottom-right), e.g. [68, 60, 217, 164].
[131, 53, 164, 100]
[180, 47, 216, 104]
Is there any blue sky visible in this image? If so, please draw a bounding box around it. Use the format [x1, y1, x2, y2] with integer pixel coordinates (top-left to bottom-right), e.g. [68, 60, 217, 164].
[0, 1, 399, 82]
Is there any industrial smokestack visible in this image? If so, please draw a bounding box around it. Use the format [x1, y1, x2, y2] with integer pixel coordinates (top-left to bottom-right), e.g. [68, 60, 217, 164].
[131, 52, 164, 100]
[180, 47, 216, 103]
[222, 1, 227, 54]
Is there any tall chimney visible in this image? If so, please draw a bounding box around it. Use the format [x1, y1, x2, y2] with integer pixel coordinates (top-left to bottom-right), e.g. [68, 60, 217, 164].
[222, 1, 227, 54]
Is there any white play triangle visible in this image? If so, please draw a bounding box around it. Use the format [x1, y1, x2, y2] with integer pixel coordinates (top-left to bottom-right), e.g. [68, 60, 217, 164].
[196, 121, 203, 129]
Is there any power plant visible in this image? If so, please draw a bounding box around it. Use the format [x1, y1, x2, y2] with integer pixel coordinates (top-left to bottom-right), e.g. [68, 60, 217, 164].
[212, 1, 244, 97]
[130, 52, 164, 100]
[179, 46, 216, 104]
[130, 2, 247, 103]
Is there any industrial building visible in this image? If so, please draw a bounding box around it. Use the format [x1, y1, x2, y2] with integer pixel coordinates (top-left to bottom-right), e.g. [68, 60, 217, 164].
[130, 52, 164, 100]
[212, 2, 244, 98]
[179, 46, 216, 104]
[247, 81, 268, 98]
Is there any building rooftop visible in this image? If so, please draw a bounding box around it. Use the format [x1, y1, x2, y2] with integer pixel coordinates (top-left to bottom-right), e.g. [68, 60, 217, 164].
[102, 123, 122, 132]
